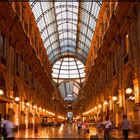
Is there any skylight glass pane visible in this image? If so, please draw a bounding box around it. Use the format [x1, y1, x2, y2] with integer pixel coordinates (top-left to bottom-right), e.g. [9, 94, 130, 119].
[80, 73, 85, 77]
[53, 68, 59, 73]
[52, 73, 58, 77]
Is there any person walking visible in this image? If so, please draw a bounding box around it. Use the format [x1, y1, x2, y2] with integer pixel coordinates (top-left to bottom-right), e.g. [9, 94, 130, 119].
[1, 115, 15, 140]
[77, 120, 82, 134]
[122, 115, 130, 140]
[102, 116, 112, 140]
[82, 120, 89, 134]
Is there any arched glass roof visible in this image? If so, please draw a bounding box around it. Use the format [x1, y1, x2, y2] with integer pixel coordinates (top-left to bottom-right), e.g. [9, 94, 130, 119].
[52, 57, 85, 84]
[29, 1, 101, 64]
[59, 81, 80, 101]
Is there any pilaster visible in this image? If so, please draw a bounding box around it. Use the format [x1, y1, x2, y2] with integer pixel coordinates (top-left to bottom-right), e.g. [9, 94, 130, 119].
[118, 88, 126, 114]
[133, 78, 140, 104]
[133, 104, 140, 134]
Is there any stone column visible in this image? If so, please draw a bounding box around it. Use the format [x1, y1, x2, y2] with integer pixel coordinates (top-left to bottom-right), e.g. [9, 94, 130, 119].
[132, 104, 140, 134]
[118, 88, 126, 114]
[133, 78, 140, 104]
[116, 88, 126, 129]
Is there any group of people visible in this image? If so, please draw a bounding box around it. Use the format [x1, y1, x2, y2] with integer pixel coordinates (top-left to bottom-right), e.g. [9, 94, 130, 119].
[77, 120, 89, 134]
[96, 115, 131, 140]
[77, 115, 131, 140]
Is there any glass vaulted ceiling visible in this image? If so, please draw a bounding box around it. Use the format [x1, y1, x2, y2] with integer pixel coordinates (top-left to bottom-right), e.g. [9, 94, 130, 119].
[29, 1, 101, 64]
[29, 1, 101, 101]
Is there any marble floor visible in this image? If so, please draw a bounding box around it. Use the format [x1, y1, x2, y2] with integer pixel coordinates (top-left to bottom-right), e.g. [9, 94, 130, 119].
[13, 123, 140, 139]
[15, 123, 91, 139]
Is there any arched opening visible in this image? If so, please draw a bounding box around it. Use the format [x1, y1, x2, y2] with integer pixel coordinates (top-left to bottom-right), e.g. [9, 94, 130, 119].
[0, 73, 6, 120]
[8, 83, 20, 127]
[67, 112, 73, 122]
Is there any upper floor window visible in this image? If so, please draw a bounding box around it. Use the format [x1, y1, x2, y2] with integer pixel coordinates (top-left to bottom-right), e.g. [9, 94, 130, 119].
[0, 33, 6, 57]
[123, 34, 129, 56]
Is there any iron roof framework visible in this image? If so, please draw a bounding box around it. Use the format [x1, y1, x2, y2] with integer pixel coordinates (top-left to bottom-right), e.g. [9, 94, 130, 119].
[52, 57, 85, 84]
[59, 81, 80, 101]
[29, 1, 101, 65]
[29, 1, 101, 101]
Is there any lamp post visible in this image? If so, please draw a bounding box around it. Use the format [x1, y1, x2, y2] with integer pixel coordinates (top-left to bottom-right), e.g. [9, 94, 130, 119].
[126, 88, 133, 95]
[125, 88, 133, 116]
[112, 96, 117, 127]
[112, 96, 117, 101]
[14, 97, 20, 131]
[15, 97, 20, 102]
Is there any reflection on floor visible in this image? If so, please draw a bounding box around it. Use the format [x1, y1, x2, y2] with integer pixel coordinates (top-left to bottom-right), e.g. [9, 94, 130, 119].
[15, 123, 90, 139]
[15, 123, 140, 139]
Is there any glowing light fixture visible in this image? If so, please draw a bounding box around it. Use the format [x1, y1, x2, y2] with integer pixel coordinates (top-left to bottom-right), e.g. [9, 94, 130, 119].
[33, 105, 37, 109]
[26, 102, 30, 106]
[98, 104, 102, 108]
[0, 89, 3, 95]
[104, 101, 108, 105]
[112, 96, 117, 101]
[126, 88, 133, 94]
[15, 97, 20, 102]
[39, 107, 42, 111]
[94, 106, 97, 110]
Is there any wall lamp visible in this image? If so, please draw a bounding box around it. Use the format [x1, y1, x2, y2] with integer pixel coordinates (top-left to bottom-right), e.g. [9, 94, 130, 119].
[112, 96, 117, 101]
[26, 102, 30, 107]
[104, 101, 108, 105]
[98, 104, 102, 108]
[0, 89, 4, 95]
[126, 88, 133, 94]
[15, 97, 20, 102]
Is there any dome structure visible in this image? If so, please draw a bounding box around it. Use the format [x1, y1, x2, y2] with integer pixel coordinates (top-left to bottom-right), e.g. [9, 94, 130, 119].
[52, 57, 85, 84]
